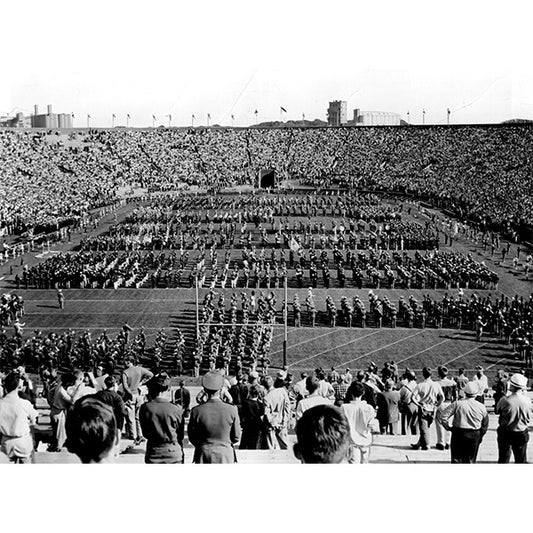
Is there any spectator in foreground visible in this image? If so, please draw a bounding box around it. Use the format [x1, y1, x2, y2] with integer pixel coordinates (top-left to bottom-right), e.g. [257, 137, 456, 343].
[411, 367, 444, 451]
[295, 375, 332, 422]
[376, 379, 400, 435]
[139, 373, 184, 464]
[173, 380, 191, 418]
[188, 371, 241, 463]
[121, 357, 153, 445]
[437, 381, 489, 463]
[342, 381, 376, 464]
[239, 385, 265, 450]
[65, 396, 120, 464]
[0, 372, 37, 463]
[95, 376, 128, 434]
[293, 404, 351, 464]
[495, 373, 531, 464]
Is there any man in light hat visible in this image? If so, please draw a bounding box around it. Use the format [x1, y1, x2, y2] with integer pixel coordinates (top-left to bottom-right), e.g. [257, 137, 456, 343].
[495, 373, 531, 463]
[437, 381, 489, 463]
[188, 371, 241, 463]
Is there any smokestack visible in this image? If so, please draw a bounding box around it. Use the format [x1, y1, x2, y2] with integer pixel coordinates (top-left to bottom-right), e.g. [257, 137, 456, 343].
[34, 105, 39, 116]
[47, 104, 53, 115]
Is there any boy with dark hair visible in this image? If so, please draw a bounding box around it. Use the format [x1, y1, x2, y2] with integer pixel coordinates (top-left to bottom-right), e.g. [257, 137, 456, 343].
[65, 396, 120, 463]
[342, 381, 376, 463]
[95, 375, 128, 433]
[293, 404, 351, 464]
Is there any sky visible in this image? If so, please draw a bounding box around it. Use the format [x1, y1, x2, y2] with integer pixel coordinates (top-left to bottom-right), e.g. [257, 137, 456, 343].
[3, 0, 533, 127]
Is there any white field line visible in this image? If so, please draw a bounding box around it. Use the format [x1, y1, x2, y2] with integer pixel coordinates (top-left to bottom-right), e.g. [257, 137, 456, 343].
[396, 338, 453, 364]
[442, 343, 488, 366]
[486, 357, 510, 371]
[270, 328, 340, 357]
[289, 329, 382, 367]
[341, 330, 426, 367]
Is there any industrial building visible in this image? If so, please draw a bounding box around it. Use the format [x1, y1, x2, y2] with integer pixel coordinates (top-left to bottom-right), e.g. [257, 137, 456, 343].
[351, 108, 401, 126]
[0, 113, 31, 128]
[31, 104, 73, 128]
[327, 101, 348, 126]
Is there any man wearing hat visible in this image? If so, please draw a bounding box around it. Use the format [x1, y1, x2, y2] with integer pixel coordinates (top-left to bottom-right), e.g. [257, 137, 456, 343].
[188, 371, 241, 463]
[139, 372, 185, 464]
[437, 381, 489, 463]
[495, 373, 531, 463]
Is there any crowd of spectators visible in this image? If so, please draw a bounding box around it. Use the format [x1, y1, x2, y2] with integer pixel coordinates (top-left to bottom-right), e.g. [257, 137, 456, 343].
[2, 125, 532, 238]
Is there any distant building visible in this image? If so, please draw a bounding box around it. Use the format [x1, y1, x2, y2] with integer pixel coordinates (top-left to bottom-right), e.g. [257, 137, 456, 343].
[351, 108, 401, 126]
[31, 104, 72, 128]
[0, 113, 31, 128]
[327, 101, 347, 127]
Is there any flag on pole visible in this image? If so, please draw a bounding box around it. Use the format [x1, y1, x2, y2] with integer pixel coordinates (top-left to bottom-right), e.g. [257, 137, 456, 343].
[127, 114, 130, 119]
[231, 114, 234, 120]
[71, 113, 75, 118]
[87, 114, 91, 118]
[112, 114, 116, 119]
[280, 106, 287, 113]
[447, 108, 451, 115]
[192, 114, 195, 119]
[152, 115, 156, 120]
[207, 113, 211, 119]
[254, 109, 258, 115]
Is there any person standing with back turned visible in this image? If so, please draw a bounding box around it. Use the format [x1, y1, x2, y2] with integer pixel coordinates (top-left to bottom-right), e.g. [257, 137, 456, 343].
[188, 371, 241, 463]
[495, 373, 531, 463]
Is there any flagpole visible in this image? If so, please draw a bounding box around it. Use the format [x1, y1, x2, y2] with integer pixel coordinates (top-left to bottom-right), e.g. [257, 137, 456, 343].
[126, 114, 130, 128]
[283, 274, 288, 368]
[192, 114, 195, 127]
[112, 114, 115, 128]
[87, 114, 90, 128]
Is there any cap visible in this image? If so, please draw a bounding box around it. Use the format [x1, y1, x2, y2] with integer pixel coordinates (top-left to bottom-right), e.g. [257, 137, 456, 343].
[476, 365, 484, 371]
[509, 373, 528, 390]
[277, 370, 287, 380]
[202, 371, 224, 391]
[464, 382, 479, 397]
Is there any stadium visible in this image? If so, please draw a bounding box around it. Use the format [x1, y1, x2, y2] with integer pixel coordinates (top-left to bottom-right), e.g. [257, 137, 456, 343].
[0, 123, 532, 465]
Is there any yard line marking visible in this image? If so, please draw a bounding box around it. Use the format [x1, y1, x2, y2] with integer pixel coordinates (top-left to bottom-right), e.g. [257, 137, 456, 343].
[486, 357, 510, 371]
[270, 329, 340, 357]
[442, 343, 488, 366]
[289, 330, 382, 367]
[396, 338, 452, 364]
[341, 330, 426, 367]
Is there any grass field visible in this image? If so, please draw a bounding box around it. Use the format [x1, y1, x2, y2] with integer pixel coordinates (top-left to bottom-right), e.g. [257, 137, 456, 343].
[1, 197, 531, 381]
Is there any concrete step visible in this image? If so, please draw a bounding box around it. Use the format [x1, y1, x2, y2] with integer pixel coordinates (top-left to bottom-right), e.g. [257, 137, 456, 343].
[30, 411, 529, 464]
